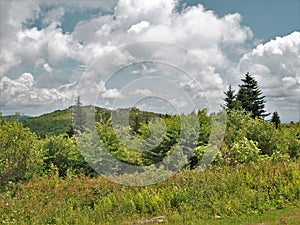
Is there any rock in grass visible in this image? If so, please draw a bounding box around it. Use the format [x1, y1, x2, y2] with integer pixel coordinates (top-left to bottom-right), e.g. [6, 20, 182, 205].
[129, 216, 166, 224]
[215, 215, 222, 219]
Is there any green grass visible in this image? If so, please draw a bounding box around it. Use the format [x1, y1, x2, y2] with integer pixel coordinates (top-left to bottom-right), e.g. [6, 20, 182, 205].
[161, 204, 300, 224]
[1, 162, 299, 224]
[234, 205, 300, 225]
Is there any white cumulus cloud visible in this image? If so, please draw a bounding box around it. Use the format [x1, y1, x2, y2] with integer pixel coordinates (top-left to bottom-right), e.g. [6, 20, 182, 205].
[127, 21, 150, 34]
[130, 88, 153, 96]
[43, 63, 53, 73]
[102, 88, 124, 99]
[0, 73, 74, 110]
[1, 0, 298, 121]
[234, 31, 300, 121]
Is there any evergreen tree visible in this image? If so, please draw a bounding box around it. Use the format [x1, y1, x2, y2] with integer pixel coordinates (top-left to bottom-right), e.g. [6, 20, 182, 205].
[223, 85, 240, 110]
[271, 111, 281, 129]
[72, 96, 85, 134]
[236, 72, 269, 118]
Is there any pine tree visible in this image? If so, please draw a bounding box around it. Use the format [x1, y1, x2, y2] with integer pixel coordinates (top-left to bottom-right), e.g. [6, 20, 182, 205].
[236, 72, 269, 118]
[271, 111, 281, 129]
[223, 85, 240, 110]
[72, 96, 85, 133]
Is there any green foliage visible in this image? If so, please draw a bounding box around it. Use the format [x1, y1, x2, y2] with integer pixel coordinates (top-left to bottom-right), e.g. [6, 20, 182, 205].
[42, 135, 95, 177]
[1, 162, 299, 224]
[4, 113, 32, 122]
[228, 137, 261, 165]
[72, 96, 86, 134]
[271, 111, 281, 129]
[22, 109, 72, 138]
[219, 110, 299, 164]
[223, 85, 240, 110]
[236, 72, 269, 118]
[0, 117, 42, 187]
[128, 107, 160, 134]
[279, 125, 300, 159]
[3, 105, 298, 183]
[25, 105, 295, 172]
[197, 109, 212, 145]
[96, 117, 145, 167]
[71, 109, 211, 174]
[224, 73, 269, 118]
[222, 109, 252, 151]
[22, 106, 167, 138]
[138, 116, 180, 164]
[1, 106, 300, 224]
[245, 117, 279, 156]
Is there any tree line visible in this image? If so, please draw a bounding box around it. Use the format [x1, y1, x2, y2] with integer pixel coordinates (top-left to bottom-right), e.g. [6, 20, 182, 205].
[1, 72, 299, 188]
[224, 72, 281, 128]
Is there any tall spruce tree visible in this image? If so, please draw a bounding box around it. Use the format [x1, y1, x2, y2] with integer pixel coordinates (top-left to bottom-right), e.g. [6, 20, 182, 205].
[271, 111, 281, 129]
[223, 85, 239, 110]
[236, 72, 269, 118]
[72, 96, 85, 133]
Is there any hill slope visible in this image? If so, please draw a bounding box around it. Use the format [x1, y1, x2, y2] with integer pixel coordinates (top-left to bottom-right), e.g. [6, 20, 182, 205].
[22, 108, 72, 137]
[22, 106, 163, 138]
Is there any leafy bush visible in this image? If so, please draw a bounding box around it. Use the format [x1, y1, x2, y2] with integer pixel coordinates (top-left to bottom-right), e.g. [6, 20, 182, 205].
[0, 117, 42, 187]
[245, 118, 279, 156]
[228, 137, 261, 165]
[42, 135, 95, 177]
[279, 125, 300, 159]
[222, 110, 298, 162]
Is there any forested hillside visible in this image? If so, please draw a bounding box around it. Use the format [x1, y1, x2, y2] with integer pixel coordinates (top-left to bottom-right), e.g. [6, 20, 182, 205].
[21, 106, 163, 138]
[22, 108, 72, 137]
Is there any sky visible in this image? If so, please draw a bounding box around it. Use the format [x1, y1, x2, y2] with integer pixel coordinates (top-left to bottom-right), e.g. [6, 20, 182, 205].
[0, 0, 299, 122]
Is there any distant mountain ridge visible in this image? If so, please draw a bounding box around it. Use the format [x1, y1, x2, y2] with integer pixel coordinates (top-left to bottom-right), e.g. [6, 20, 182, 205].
[20, 106, 163, 138]
[3, 114, 32, 122]
[21, 108, 73, 137]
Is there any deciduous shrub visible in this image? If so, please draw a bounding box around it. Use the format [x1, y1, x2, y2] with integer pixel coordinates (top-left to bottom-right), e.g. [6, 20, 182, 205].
[1, 162, 299, 224]
[221, 110, 299, 163]
[0, 117, 42, 187]
[42, 134, 95, 177]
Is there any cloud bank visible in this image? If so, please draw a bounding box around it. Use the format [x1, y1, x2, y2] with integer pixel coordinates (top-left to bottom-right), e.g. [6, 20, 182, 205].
[0, 0, 299, 121]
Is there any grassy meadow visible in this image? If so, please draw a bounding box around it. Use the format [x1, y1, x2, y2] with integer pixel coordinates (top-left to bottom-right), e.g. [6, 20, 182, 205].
[1, 107, 299, 224]
[1, 162, 300, 224]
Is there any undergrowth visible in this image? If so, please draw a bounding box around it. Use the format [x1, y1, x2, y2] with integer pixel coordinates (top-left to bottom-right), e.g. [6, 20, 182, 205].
[1, 162, 299, 224]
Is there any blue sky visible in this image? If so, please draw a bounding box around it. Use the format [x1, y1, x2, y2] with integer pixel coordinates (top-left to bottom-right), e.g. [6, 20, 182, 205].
[182, 0, 300, 42]
[0, 0, 299, 122]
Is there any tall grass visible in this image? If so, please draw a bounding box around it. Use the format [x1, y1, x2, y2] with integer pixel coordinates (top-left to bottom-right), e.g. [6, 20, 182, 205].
[1, 162, 299, 224]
